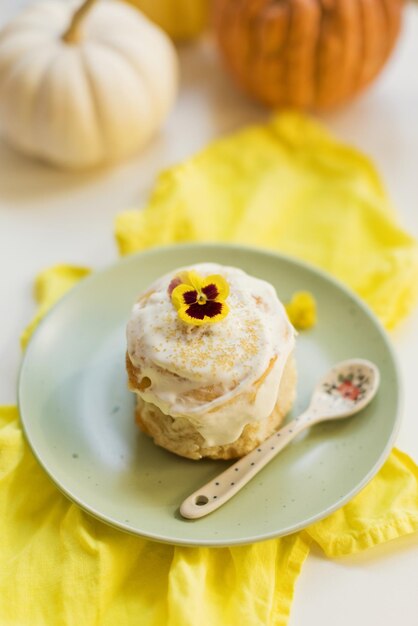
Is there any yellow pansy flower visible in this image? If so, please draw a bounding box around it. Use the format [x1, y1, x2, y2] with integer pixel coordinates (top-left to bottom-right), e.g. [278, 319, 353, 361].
[169, 271, 229, 326]
[285, 291, 317, 330]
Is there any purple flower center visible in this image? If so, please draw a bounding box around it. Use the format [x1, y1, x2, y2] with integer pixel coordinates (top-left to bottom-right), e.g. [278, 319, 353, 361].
[183, 289, 198, 305]
[202, 283, 219, 300]
[186, 301, 223, 320]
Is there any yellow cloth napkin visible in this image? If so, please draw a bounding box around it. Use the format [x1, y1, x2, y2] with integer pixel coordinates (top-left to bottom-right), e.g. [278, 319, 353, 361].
[0, 401, 309, 626]
[2, 113, 418, 625]
[116, 113, 418, 329]
[20, 265, 90, 349]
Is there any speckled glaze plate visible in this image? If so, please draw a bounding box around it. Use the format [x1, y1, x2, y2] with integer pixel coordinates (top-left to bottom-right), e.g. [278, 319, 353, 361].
[18, 244, 401, 546]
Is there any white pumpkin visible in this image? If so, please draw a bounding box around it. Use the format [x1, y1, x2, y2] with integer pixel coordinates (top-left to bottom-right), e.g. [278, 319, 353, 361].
[0, 0, 178, 169]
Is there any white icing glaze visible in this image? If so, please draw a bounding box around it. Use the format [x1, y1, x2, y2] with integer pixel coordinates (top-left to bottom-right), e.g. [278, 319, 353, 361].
[126, 263, 295, 446]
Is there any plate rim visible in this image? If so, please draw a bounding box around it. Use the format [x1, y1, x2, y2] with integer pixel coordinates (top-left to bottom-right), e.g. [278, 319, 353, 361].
[17, 242, 403, 546]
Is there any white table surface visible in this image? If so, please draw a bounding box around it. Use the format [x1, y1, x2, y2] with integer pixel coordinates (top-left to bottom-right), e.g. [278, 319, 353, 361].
[1, 2, 418, 624]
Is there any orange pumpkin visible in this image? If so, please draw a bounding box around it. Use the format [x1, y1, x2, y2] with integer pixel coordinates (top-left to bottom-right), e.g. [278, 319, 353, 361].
[213, 0, 404, 110]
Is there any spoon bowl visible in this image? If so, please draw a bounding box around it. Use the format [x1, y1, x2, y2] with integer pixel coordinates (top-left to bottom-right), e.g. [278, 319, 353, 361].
[309, 359, 380, 422]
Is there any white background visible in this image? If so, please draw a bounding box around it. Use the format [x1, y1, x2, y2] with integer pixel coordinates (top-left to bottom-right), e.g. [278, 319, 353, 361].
[1, 2, 417, 624]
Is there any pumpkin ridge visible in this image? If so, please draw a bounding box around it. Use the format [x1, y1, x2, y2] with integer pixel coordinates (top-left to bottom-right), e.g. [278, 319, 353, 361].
[252, 2, 290, 105]
[238, 0, 251, 84]
[239, 0, 254, 91]
[312, 0, 323, 108]
[378, 0, 401, 67]
[92, 37, 160, 120]
[283, 0, 295, 107]
[80, 47, 107, 157]
[323, 0, 342, 108]
[320, 0, 333, 105]
[355, 0, 367, 92]
[358, 0, 375, 88]
[0, 44, 54, 153]
[28, 48, 64, 156]
[371, 0, 391, 78]
[337, 0, 359, 105]
[379, 0, 392, 60]
[331, 0, 348, 107]
[382, 0, 402, 47]
[287, 0, 321, 109]
[247, 4, 261, 97]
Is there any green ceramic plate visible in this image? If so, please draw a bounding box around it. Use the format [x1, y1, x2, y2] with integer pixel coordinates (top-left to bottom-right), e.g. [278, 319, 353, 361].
[18, 244, 401, 546]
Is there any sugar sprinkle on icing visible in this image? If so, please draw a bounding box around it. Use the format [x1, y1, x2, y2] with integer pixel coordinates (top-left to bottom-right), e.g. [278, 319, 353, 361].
[126, 263, 295, 446]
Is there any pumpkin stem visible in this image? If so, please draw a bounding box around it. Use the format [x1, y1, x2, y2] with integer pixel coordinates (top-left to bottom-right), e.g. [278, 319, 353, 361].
[62, 0, 98, 44]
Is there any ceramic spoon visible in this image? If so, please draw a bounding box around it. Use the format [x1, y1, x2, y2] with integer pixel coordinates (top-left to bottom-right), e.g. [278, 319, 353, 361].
[180, 359, 380, 520]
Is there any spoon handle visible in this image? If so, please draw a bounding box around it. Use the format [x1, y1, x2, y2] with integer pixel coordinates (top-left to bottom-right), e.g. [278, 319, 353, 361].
[180, 412, 311, 520]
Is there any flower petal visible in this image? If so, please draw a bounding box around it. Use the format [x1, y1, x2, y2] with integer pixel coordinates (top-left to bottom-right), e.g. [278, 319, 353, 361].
[171, 284, 198, 310]
[186, 270, 204, 292]
[201, 283, 219, 300]
[176, 301, 229, 326]
[188, 300, 223, 319]
[185, 303, 210, 320]
[167, 276, 182, 296]
[177, 305, 206, 326]
[183, 290, 199, 305]
[203, 301, 229, 324]
[202, 275, 229, 301]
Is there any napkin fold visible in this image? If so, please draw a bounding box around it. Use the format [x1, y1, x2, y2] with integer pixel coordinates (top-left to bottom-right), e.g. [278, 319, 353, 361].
[2, 113, 418, 626]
